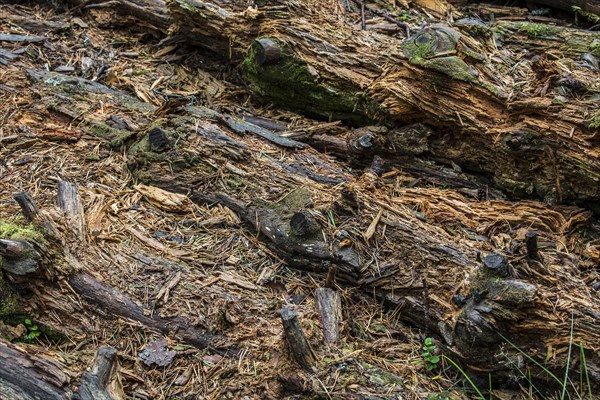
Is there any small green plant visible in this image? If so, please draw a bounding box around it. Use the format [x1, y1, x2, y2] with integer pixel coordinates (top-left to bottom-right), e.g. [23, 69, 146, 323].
[23, 319, 41, 343]
[421, 337, 440, 371]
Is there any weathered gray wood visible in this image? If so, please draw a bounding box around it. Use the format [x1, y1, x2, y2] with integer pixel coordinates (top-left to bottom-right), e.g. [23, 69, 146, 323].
[314, 288, 342, 344]
[57, 180, 86, 242]
[13, 192, 40, 221]
[0, 239, 39, 275]
[280, 306, 316, 372]
[78, 346, 120, 400]
[0, 338, 70, 400]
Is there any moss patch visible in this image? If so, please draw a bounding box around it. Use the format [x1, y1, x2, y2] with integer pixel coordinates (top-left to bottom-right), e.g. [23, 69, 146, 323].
[0, 222, 46, 245]
[243, 38, 380, 125]
[515, 22, 560, 39]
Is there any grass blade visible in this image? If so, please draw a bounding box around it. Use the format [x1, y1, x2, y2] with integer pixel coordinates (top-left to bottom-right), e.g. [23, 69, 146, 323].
[443, 355, 486, 400]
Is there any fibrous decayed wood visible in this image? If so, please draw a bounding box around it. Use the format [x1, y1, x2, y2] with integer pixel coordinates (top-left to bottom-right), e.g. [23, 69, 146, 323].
[2, 1, 600, 396]
[280, 306, 316, 372]
[165, 0, 600, 209]
[0, 337, 71, 400]
[15, 64, 599, 391]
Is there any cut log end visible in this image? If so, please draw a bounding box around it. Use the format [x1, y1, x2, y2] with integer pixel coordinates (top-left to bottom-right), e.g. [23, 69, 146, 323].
[254, 39, 281, 66]
[483, 253, 510, 278]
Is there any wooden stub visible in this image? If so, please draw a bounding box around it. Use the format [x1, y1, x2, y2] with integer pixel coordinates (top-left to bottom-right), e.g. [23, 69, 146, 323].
[78, 346, 120, 400]
[290, 210, 316, 237]
[483, 253, 510, 278]
[57, 180, 86, 242]
[525, 231, 539, 260]
[13, 192, 40, 221]
[314, 288, 342, 343]
[280, 306, 316, 372]
[254, 39, 281, 66]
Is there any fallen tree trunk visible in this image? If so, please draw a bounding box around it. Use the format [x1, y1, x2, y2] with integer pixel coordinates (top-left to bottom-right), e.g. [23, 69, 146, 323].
[50, 0, 600, 210]
[3, 1, 600, 393]
[0, 338, 71, 400]
[17, 63, 600, 391]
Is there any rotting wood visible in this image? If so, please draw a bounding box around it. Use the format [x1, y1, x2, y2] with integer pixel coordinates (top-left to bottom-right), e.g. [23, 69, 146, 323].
[77, 346, 121, 400]
[280, 306, 316, 372]
[314, 288, 342, 344]
[57, 180, 86, 242]
[5, 6, 599, 392]
[9, 188, 235, 357]
[13, 192, 40, 221]
[0, 338, 71, 400]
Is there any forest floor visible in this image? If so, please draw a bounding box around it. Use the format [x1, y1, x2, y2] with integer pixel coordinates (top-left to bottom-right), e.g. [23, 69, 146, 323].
[0, 2, 598, 400]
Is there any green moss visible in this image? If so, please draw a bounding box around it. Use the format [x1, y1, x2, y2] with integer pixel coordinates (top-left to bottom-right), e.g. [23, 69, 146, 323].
[572, 6, 600, 24]
[515, 22, 559, 39]
[0, 223, 46, 245]
[590, 112, 600, 129]
[423, 56, 475, 82]
[87, 122, 135, 148]
[243, 38, 380, 125]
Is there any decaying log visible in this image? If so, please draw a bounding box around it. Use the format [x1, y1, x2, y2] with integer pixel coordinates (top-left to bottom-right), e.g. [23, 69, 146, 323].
[280, 306, 316, 372]
[77, 346, 120, 400]
[161, 0, 600, 209]
[9, 185, 233, 356]
[0, 338, 71, 400]
[17, 32, 600, 391]
[314, 288, 342, 344]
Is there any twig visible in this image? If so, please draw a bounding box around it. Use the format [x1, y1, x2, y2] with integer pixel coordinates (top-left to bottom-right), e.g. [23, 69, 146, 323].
[350, 0, 410, 37]
[360, 3, 366, 30]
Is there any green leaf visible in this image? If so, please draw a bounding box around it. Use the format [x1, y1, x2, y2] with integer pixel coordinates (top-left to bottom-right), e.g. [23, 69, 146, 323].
[24, 319, 32, 325]
[424, 338, 432, 346]
[31, 325, 39, 331]
[429, 356, 440, 364]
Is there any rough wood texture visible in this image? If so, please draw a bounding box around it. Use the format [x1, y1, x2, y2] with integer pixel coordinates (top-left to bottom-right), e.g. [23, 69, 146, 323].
[10, 6, 599, 390]
[0, 338, 71, 400]
[13, 192, 40, 221]
[280, 306, 316, 372]
[68, 273, 233, 355]
[314, 288, 342, 344]
[57, 180, 86, 242]
[78, 346, 120, 400]
[166, 0, 600, 210]
[0, 239, 39, 275]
